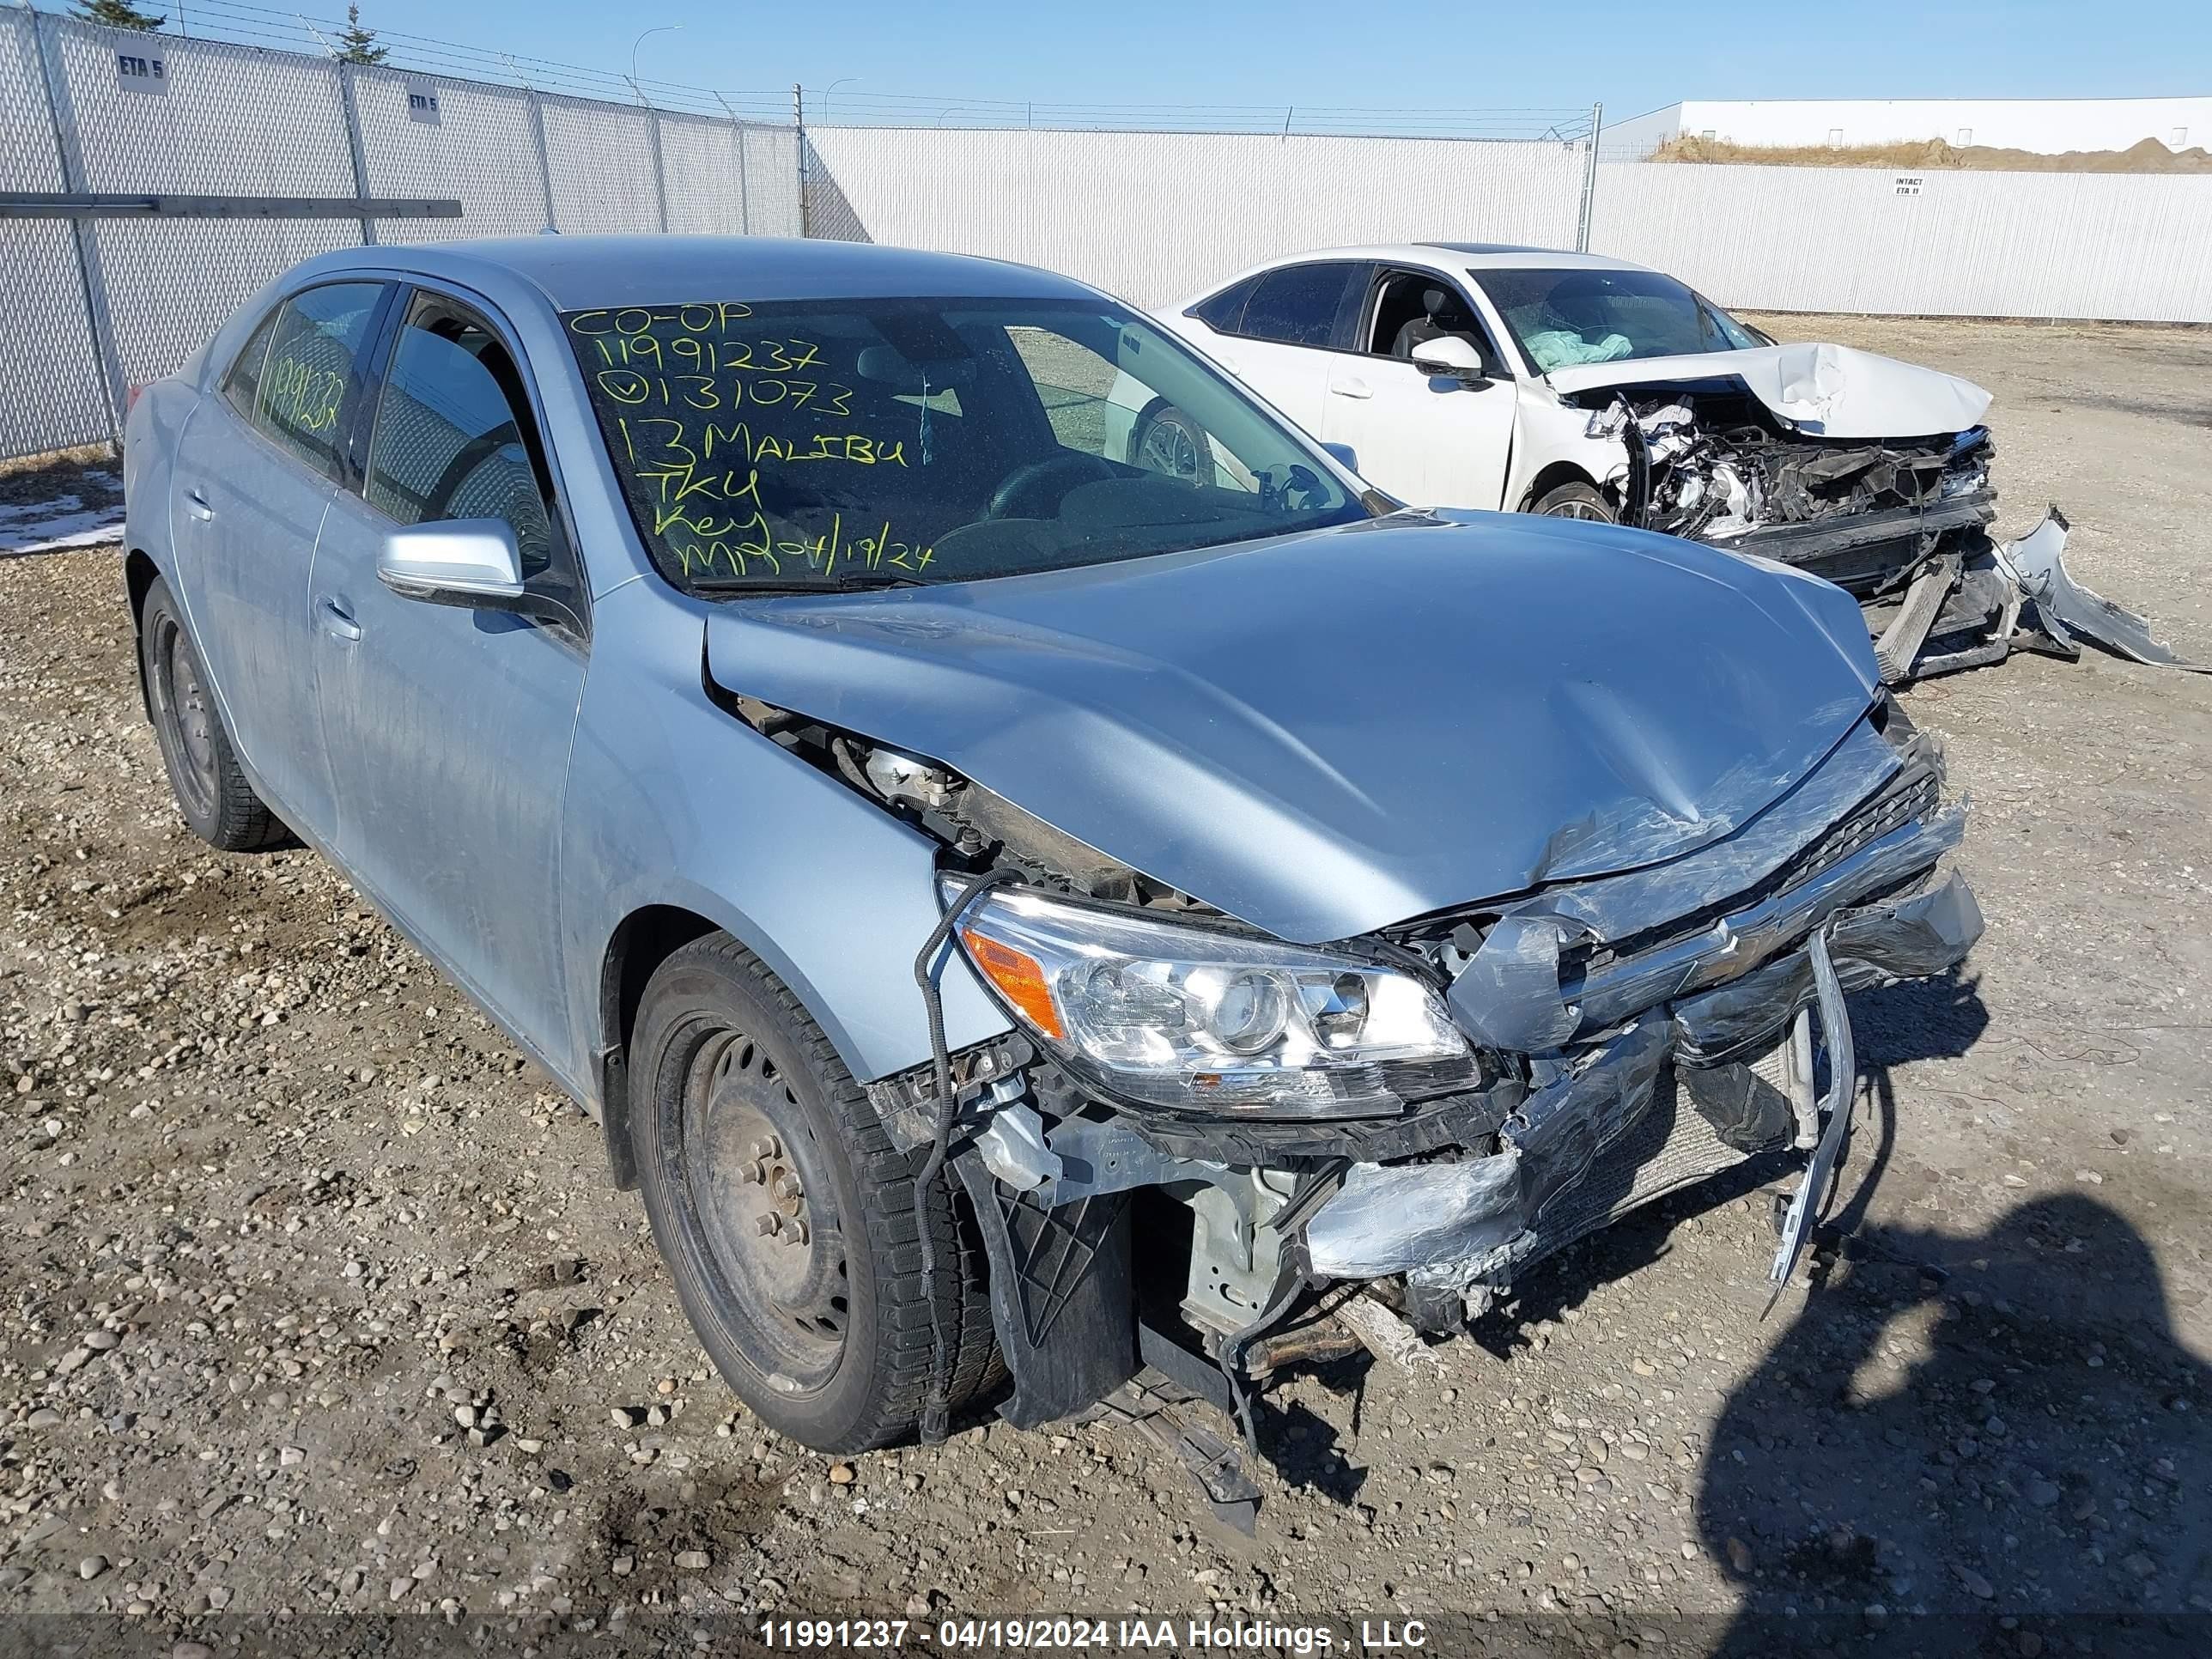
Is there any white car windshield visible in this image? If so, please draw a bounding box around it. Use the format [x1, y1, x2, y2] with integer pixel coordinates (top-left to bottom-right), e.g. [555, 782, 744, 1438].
[563, 297, 1375, 592]
[1471, 268, 1765, 373]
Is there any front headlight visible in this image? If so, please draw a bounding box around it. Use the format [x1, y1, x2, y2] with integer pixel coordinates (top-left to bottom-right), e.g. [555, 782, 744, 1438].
[946, 881, 1478, 1118]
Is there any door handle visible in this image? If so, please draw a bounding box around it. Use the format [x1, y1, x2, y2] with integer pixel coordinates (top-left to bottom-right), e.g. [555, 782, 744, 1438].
[184, 488, 215, 522]
[318, 596, 362, 642]
[1331, 379, 1373, 400]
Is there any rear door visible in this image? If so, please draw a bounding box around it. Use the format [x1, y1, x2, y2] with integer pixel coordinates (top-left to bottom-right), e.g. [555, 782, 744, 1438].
[308, 283, 589, 1060]
[1182, 261, 1364, 437]
[167, 279, 393, 842]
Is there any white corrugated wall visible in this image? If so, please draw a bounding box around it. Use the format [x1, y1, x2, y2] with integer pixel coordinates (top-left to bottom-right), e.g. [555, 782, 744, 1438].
[1590, 163, 2212, 324]
[804, 128, 1589, 307]
[808, 132, 2212, 324]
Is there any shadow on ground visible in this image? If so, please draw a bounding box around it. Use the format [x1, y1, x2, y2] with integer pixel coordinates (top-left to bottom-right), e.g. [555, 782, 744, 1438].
[1695, 1188, 2211, 1655]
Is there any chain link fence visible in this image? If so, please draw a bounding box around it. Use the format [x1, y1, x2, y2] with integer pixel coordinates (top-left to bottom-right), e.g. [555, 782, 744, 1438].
[9, 11, 2209, 467]
[0, 10, 107, 457]
[0, 11, 803, 461]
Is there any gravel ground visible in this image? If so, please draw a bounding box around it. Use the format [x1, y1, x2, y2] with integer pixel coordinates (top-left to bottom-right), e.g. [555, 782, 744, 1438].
[2, 317, 2209, 1655]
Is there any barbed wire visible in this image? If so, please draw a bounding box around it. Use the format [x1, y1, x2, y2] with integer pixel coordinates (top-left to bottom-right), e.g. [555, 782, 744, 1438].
[46, 0, 1595, 138]
[155, 0, 789, 116]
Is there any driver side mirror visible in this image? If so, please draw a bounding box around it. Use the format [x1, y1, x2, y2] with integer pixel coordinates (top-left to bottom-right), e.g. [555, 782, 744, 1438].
[377, 519, 528, 610]
[1409, 335, 1492, 384]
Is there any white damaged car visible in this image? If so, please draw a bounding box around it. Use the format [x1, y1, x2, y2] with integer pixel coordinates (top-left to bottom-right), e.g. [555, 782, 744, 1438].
[1121, 245, 2200, 684]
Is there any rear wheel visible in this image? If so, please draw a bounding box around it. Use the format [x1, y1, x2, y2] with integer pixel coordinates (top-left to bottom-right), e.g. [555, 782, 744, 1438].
[1130, 403, 1213, 486]
[139, 576, 289, 851]
[1529, 480, 1616, 522]
[629, 935, 998, 1451]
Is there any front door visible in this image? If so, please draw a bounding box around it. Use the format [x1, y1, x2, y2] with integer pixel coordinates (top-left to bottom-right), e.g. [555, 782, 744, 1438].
[168, 280, 391, 840]
[1321, 356, 1517, 511]
[1322, 269, 1518, 512]
[309, 285, 590, 1062]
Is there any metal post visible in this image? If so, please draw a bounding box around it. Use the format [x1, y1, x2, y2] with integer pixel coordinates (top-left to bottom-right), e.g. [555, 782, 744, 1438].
[625, 77, 668, 234]
[647, 106, 669, 232]
[337, 62, 376, 246]
[793, 82, 808, 237]
[1576, 100, 1602, 253]
[715, 94, 751, 235]
[28, 8, 128, 445]
[525, 89, 557, 233]
[736, 123, 750, 233]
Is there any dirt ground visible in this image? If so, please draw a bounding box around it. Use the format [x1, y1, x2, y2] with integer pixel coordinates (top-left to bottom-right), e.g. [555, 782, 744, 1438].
[2, 317, 2209, 1656]
[1650, 135, 2212, 173]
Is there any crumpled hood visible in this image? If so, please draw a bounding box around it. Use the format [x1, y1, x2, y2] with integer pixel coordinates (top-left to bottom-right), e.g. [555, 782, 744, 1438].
[1544, 341, 1991, 440]
[702, 513, 1881, 943]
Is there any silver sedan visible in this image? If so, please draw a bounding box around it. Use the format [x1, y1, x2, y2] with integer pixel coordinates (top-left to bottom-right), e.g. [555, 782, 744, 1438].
[122, 235, 1981, 1477]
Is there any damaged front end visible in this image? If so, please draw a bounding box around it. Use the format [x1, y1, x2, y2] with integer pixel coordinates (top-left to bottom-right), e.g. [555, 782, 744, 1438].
[1582, 386, 2203, 684]
[748, 690, 1983, 1504]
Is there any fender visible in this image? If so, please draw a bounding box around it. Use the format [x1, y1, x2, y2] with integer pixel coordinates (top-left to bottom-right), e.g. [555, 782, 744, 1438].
[557, 577, 1013, 1104]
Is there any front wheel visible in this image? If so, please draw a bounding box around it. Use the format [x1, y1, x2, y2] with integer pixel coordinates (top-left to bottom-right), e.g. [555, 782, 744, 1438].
[1528, 480, 1617, 522]
[629, 935, 998, 1451]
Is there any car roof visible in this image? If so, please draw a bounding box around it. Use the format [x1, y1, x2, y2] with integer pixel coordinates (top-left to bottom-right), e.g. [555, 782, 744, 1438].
[283, 234, 1105, 311]
[1187, 243, 1656, 301]
[1417, 243, 1653, 271]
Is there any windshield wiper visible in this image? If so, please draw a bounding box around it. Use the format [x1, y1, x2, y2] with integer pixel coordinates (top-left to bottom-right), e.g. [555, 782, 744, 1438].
[691, 572, 931, 596]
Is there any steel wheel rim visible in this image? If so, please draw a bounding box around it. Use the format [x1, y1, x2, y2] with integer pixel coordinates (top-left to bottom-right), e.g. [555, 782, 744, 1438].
[680, 1025, 848, 1387]
[1546, 500, 1611, 521]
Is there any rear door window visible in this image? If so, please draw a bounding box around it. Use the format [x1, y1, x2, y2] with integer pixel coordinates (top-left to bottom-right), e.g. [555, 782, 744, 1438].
[246, 282, 386, 482]
[1236, 263, 1362, 349]
[220, 308, 280, 422]
[1188, 275, 1259, 334]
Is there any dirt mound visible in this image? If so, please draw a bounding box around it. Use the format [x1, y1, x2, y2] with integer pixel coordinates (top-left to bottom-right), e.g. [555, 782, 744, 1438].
[1650, 133, 2212, 173]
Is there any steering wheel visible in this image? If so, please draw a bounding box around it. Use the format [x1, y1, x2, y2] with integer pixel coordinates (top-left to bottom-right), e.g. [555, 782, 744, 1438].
[422, 421, 524, 522]
[984, 452, 1117, 521]
[1260, 463, 1328, 515]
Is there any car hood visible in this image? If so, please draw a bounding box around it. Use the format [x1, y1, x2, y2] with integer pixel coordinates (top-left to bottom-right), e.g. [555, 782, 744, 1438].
[1543, 341, 1991, 440]
[702, 513, 1881, 944]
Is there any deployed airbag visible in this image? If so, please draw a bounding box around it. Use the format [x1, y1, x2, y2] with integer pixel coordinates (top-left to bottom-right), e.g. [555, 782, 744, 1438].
[1525, 329, 1635, 371]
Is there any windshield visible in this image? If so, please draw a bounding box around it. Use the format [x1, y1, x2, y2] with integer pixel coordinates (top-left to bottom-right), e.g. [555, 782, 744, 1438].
[1470, 268, 1764, 374]
[562, 296, 1372, 592]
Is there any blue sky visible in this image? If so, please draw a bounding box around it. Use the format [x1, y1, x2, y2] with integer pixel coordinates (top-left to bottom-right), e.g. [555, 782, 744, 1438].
[199, 0, 2196, 120]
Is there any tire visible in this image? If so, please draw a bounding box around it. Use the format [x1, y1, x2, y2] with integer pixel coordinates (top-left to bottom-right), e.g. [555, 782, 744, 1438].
[629, 934, 999, 1451]
[139, 575, 289, 852]
[1528, 480, 1617, 523]
[1129, 403, 1213, 487]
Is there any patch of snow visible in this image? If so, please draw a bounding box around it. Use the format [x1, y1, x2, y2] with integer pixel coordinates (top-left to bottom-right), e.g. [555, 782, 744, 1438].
[0, 490, 125, 557]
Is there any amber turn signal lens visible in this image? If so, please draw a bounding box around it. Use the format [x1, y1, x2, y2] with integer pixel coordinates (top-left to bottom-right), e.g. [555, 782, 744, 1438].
[959, 927, 1065, 1040]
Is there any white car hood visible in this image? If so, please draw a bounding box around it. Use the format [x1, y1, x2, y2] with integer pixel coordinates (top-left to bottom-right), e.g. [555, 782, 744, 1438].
[1543, 342, 1991, 440]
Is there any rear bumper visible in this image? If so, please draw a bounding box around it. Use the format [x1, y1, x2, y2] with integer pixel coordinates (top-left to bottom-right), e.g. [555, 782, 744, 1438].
[1303, 864, 1981, 1300]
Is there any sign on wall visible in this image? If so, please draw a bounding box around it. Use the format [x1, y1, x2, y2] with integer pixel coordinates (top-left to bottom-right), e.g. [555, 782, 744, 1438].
[116, 50, 167, 94]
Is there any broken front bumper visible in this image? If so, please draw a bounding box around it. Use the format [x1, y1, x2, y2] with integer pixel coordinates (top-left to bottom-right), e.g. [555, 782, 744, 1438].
[1756, 507, 2206, 685]
[1303, 864, 1982, 1310]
